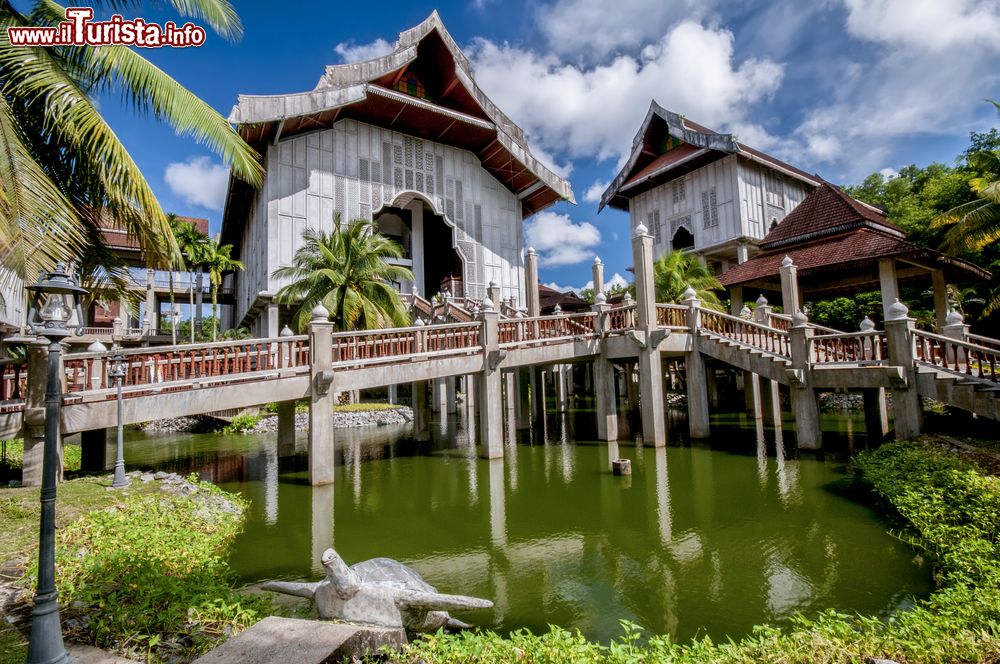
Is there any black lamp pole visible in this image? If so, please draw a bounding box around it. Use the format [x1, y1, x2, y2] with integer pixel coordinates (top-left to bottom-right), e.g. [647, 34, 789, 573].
[24, 264, 86, 664]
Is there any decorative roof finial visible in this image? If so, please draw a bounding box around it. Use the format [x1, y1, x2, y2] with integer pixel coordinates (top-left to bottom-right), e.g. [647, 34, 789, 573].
[634, 222, 648, 237]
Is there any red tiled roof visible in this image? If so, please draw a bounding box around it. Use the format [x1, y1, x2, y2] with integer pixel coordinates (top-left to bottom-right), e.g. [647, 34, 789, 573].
[538, 285, 591, 312]
[623, 143, 704, 188]
[718, 229, 918, 286]
[99, 215, 209, 251]
[761, 183, 902, 248]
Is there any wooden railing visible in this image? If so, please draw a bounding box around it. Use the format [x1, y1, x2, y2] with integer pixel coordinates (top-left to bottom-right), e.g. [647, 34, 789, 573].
[968, 332, 1000, 353]
[607, 305, 636, 332]
[63, 336, 310, 393]
[498, 313, 596, 346]
[0, 358, 26, 401]
[701, 310, 790, 357]
[332, 322, 481, 364]
[914, 330, 1000, 382]
[79, 326, 113, 336]
[769, 312, 841, 335]
[656, 304, 687, 328]
[811, 331, 886, 365]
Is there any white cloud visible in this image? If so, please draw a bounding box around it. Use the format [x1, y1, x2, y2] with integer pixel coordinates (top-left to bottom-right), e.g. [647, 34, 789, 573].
[524, 212, 601, 266]
[844, 0, 1000, 53]
[879, 167, 899, 180]
[605, 272, 630, 291]
[543, 281, 576, 293]
[537, 0, 709, 61]
[164, 157, 228, 211]
[469, 22, 783, 163]
[583, 180, 609, 203]
[334, 38, 394, 63]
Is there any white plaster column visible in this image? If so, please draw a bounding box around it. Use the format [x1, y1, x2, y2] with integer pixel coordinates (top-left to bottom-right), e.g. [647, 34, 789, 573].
[684, 288, 711, 439]
[884, 299, 923, 440]
[308, 305, 336, 485]
[634, 223, 666, 446]
[387, 384, 398, 405]
[412, 380, 430, 441]
[478, 301, 503, 458]
[592, 256, 605, 298]
[593, 294, 618, 441]
[525, 247, 540, 317]
[446, 375, 457, 414]
[432, 377, 446, 415]
[778, 256, 801, 315]
[144, 268, 156, 333]
[516, 368, 531, 430]
[788, 310, 822, 450]
[277, 400, 297, 457]
[554, 365, 568, 412]
[409, 200, 425, 296]
[503, 371, 516, 418]
[736, 241, 749, 264]
[878, 258, 901, 323]
[265, 301, 280, 339]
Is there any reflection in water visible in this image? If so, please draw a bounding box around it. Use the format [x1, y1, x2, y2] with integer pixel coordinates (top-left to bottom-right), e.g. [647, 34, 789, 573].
[123, 408, 932, 645]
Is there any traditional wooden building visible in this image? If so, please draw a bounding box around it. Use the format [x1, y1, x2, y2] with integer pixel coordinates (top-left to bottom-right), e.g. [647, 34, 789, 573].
[600, 102, 819, 272]
[221, 12, 573, 336]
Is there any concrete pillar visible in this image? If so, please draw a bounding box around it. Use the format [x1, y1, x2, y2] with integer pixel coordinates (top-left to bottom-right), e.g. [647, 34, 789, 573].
[446, 376, 458, 414]
[729, 287, 744, 316]
[789, 312, 822, 449]
[387, 384, 397, 405]
[412, 380, 430, 441]
[885, 299, 923, 439]
[778, 256, 801, 315]
[554, 365, 568, 412]
[706, 368, 719, 408]
[683, 290, 711, 439]
[525, 248, 540, 317]
[195, 272, 204, 332]
[768, 380, 784, 444]
[503, 372, 516, 419]
[942, 310, 970, 365]
[277, 400, 297, 457]
[308, 305, 336, 486]
[310, 484, 335, 575]
[478, 302, 503, 458]
[80, 428, 109, 472]
[145, 268, 156, 333]
[265, 301, 280, 339]
[462, 375, 477, 419]
[531, 366, 545, 424]
[593, 357, 618, 441]
[633, 222, 667, 446]
[516, 368, 531, 429]
[931, 270, 949, 331]
[862, 388, 890, 441]
[487, 280, 501, 307]
[747, 372, 764, 421]
[752, 294, 772, 325]
[432, 378, 446, 415]
[592, 256, 605, 298]
[736, 241, 749, 264]
[878, 259, 901, 323]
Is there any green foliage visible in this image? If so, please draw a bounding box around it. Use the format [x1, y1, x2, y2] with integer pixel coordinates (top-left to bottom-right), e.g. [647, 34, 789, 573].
[334, 402, 402, 412]
[808, 291, 883, 330]
[202, 239, 245, 342]
[222, 413, 261, 434]
[30, 480, 270, 661]
[273, 217, 415, 332]
[0, 439, 81, 472]
[652, 250, 723, 310]
[392, 439, 1000, 664]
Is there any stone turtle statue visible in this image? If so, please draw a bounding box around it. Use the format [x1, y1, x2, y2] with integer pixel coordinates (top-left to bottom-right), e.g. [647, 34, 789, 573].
[262, 548, 493, 632]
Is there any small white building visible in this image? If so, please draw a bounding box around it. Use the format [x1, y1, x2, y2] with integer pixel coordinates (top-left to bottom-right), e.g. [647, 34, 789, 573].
[221, 12, 573, 336]
[600, 102, 820, 272]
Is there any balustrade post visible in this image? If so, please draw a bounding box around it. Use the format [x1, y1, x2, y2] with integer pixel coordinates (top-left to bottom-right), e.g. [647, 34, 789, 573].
[942, 309, 969, 366]
[308, 305, 336, 485]
[860, 318, 890, 440]
[884, 299, 923, 439]
[630, 225, 666, 445]
[525, 247, 541, 318]
[593, 294, 618, 440]
[478, 300, 503, 458]
[684, 288, 710, 439]
[789, 311, 822, 449]
[778, 256, 801, 314]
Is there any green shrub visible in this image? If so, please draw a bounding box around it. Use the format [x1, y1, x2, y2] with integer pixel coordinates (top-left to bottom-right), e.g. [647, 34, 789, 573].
[25, 479, 270, 661]
[222, 413, 261, 434]
[392, 439, 1000, 664]
[1, 439, 81, 472]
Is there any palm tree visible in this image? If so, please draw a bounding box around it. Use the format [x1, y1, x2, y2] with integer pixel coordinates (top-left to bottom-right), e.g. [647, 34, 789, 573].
[174, 221, 207, 342]
[273, 219, 415, 332]
[202, 239, 243, 341]
[652, 250, 724, 310]
[0, 1, 262, 298]
[165, 213, 187, 344]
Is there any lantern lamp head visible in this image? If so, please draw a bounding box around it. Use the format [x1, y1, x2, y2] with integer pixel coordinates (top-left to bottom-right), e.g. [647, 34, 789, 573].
[25, 263, 88, 340]
[107, 351, 128, 379]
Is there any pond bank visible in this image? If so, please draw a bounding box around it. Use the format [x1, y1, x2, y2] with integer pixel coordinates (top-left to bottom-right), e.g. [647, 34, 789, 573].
[142, 405, 414, 434]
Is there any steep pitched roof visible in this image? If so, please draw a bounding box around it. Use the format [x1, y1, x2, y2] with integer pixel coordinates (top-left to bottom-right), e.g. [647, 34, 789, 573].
[224, 11, 572, 231]
[600, 101, 820, 211]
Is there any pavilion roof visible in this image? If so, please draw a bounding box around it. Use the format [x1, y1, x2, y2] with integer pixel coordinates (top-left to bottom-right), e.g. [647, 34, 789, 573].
[600, 101, 820, 212]
[98, 214, 208, 253]
[539, 285, 591, 313]
[718, 184, 989, 296]
[222, 11, 573, 237]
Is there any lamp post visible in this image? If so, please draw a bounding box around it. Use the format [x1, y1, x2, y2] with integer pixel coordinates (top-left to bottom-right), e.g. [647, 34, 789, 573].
[24, 263, 86, 664]
[108, 351, 129, 489]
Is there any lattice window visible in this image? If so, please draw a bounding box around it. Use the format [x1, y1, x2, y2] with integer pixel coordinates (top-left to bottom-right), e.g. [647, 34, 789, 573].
[455, 180, 464, 216]
[404, 137, 413, 168]
[671, 214, 692, 234]
[371, 160, 381, 185]
[405, 170, 414, 189]
[672, 180, 686, 205]
[359, 158, 369, 182]
[393, 144, 403, 166]
[415, 172, 424, 193]
[702, 187, 719, 228]
[394, 167, 403, 188]
[382, 143, 393, 183]
[651, 210, 662, 243]
[474, 205, 483, 243]
[415, 140, 424, 170]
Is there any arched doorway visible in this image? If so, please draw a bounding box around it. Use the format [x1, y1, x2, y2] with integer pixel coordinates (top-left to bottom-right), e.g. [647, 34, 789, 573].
[375, 192, 466, 298]
[672, 226, 694, 251]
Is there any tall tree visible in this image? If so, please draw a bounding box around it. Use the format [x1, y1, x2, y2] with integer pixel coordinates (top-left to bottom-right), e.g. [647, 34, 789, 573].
[651, 250, 723, 310]
[202, 239, 243, 341]
[273, 219, 414, 332]
[165, 213, 187, 344]
[0, 1, 262, 296]
[174, 221, 207, 342]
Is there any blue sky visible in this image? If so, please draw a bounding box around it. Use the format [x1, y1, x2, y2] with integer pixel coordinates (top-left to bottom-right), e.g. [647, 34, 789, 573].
[92, 0, 999, 293]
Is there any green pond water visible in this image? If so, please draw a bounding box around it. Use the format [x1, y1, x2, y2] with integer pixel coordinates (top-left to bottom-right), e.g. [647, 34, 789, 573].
[122, 407, 932, 644]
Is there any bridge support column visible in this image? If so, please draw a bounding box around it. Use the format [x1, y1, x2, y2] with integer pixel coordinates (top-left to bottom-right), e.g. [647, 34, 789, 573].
[432, 378, 446, 415]
[885, 301, 923, 440]
[633, 223, 666, 446]
[684, 291, 711, 439]
[462, 375, 477, 419]
[308, 306, 336, 486]
[863, 388, 889, 441]
[594, 358, 619, 441]
[478, 303, 503, 458]
[789, 313, 822, 450]
[503, 372, 516, 419]
[446, 376, 458, 414]
[412, 380, 430, 441]
[80, 428, 109, 472]
[277, 400, 297, 457]
[746, 372, 764, 421]
[516, 369, 531, 429]
[531, 367, 545, 425]
[555, 365, 568, 412]
[387, 384, 397, 405]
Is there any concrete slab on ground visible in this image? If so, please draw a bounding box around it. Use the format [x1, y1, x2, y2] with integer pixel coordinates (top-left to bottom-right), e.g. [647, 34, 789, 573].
[67, 644, 139, 663]
[191, 616, 407, 664]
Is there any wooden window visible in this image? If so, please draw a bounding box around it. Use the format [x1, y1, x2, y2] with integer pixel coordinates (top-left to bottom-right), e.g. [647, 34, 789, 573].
[672, 179, 686, 205]
[652, 210, 662, 244]
[765, 171, 784, 208]
[702, 187, 719, 228]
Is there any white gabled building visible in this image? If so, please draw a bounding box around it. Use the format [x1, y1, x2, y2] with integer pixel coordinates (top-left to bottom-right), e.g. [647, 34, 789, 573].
[600, 102, 820, 272]
[220, 12, 574, 336]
